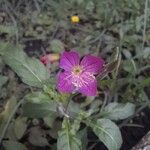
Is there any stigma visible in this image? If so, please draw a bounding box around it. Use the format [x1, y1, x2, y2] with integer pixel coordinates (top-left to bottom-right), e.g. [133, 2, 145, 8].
[72, 65, 83, 75]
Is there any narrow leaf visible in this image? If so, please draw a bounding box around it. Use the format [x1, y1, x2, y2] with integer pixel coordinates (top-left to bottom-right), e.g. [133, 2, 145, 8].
[103, 102, 135, 120]
[57, 118, 82, 150]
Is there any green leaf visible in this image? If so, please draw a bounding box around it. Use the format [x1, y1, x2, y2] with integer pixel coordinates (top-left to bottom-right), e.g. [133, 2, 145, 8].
[142, 47, 150, 59]
[139, 77, 150, 88]
[136, 47, 150, 59]
[22, 101, 57, 118]
[0, 25, 17, 36]
[0, 42, 10, 55]
[57, 118, 82, 150]
[123, 60, 137, 74]
[77, 128, 87, 150]
[5, 122, 17, 141]
[50, 39, 64, 52]
[86, 1, 94, 12]
[122, 49, 132, 59]
[3, 141, 28, 150]
[0, 56, 4, 71]
[0, 43, 50, 87]
[0, 75, 8, 89]
[0, 97, 17, 138]
[14, 117, 27, 139]
[44, 113, 56, 128]
[89, 119, 122, 150]
[25, 91, 51, 103]
[67, 101, 81, 117]
[102, 102, 135, 120]
[28, 126, 49, 146]
[48, 120, 62, 139]
[22, 91, 58, 118]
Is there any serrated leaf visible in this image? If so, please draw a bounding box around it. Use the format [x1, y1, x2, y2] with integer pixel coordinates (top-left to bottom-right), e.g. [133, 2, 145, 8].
[50, 39, 64, 52]
[57, 119, 82, 150]
[102, 102, 135, 120]
[89, 118, 122, 150]
[3, 141, 28, 150]
[0, 43, 50, 87]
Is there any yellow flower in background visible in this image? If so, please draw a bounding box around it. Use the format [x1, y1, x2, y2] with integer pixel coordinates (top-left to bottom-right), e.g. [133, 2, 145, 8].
[71, 15, 80, 23]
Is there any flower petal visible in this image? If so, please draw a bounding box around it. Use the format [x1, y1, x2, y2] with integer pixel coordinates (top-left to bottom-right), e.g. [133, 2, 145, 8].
[79, 77, 97, 96]
[57, 71, 75, 93]
[59, 51, 80, 71]
[77, 72, 97, 96]
[80, 55, 104, 74]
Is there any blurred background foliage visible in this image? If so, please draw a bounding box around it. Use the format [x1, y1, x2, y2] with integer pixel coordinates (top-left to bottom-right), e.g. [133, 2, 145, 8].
[0, 0, 149, 104]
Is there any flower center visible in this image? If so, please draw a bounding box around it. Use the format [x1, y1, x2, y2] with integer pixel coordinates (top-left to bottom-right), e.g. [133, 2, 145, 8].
[72, 65, 83, 75]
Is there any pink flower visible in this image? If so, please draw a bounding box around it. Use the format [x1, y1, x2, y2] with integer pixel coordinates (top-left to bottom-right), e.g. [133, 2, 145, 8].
[57, 51, 104, 96]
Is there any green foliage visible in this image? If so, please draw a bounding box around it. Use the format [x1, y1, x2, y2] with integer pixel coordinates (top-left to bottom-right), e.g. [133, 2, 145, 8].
[77, 128, 87, 150]
[0, 25, 17, 36]
[0, 97, 17, 139]
[123, 59, 137, 75]
[0, 42, 50, 87]
[0, 75, 8, 89]
[139, 77, 150, 88]
[24, 91, 51, 103]
[14, 117, 27, 139]
[0, 0, 149, 149]
[57, 118, 82, 150]
[3, 141, 28, 150]
[102, 102, 135, 120]
[50, 39, 64, 52]
[22, 92, 57, 118]
[89, 118, 122, 150]
[22, 101, 57, 118]
[28, 126, 49, 147]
